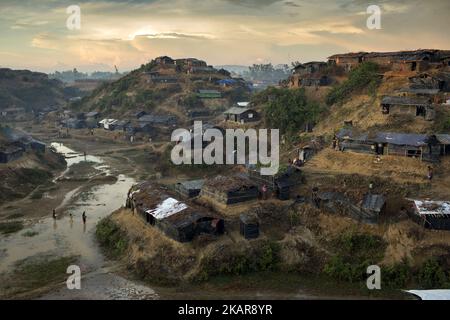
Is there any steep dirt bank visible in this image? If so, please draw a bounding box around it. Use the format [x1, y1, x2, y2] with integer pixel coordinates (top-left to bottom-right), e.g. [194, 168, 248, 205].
[0, 150, 66, 208]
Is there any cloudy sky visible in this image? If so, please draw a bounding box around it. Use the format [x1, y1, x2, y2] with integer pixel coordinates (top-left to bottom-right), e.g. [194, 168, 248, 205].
[0, 0, 449, 73]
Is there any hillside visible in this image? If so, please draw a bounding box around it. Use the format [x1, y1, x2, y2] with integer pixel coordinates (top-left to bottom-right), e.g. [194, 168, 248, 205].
[73, 57, 252, 124]
[314, 69, 450, 135]
[0, 69, 67, 112]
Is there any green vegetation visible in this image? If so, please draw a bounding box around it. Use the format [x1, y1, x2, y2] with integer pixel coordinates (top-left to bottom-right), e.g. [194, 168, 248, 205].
[326, 62, 381, 106]
[417, 258, 449, 289]
[16, 168, 52, 185]
[1, 256, 78, 297]
[96, 217, 129, 258]
[323, 232, 386, 283]
[0, 221, 24, 235]
[382, 261, 412, 289]
[254, 87, 323, 138]
[198, 241, 281, 281]
[22, 230, 39, 238]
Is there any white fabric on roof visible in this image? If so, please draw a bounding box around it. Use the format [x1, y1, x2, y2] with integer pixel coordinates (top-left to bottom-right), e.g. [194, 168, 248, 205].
[405, 290, 450, 300]
[413, 200, 450, 215]
[146, 197, 188, 220]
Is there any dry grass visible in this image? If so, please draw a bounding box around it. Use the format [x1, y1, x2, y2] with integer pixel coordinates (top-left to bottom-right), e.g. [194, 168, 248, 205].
[304, 148, 428, 184]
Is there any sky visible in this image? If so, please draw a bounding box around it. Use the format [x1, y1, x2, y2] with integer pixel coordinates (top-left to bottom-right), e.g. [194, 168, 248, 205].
[0, 0, 449, 73]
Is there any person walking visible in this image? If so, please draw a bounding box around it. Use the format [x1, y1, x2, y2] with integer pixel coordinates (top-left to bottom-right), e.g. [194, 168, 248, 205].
[262, 185, 268, 200]
[427, 166, 434, 181]
[52, 209, 57, 220]
[82, 211, 87, 224]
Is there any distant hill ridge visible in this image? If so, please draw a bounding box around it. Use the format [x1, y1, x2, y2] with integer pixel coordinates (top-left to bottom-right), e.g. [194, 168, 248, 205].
[0, 68, 66, 112]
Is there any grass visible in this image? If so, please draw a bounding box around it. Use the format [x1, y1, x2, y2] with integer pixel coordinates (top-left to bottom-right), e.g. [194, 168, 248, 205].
[1, 256, 78, 297]
[172, 271, 408, 300]
[22, 230, 39, 237]
[0, 221, 24, 235]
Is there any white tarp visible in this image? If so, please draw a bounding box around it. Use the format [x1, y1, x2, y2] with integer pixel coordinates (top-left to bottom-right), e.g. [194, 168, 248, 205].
[405, 290, 450, 300]
[146, 197, 188, 220]
[413, 200, 450, 216]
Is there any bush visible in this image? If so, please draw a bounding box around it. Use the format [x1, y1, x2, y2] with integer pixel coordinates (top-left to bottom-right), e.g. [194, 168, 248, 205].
[200, 241, 281, 280]
[383, 261, 412, 288]
[326, 62, 381, 106]
[254, 87, 323, 137]
[96, 218, 128, 258]
[323, 232, 386, 283]
[417, 259, 449, 289]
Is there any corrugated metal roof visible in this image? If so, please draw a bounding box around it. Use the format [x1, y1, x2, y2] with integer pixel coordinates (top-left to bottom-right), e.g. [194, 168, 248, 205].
[436, 134, 450, 145]
[224, 107, 252, 115]
[374, 132, 427, 147]
[198, 89, 221, 94]
[177, 179, 205, 191]
[362, 194, 386, 212]
[337, 129, 439, 147]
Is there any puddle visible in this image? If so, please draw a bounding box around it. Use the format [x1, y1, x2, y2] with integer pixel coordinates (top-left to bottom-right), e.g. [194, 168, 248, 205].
[0, 143, 135, 275]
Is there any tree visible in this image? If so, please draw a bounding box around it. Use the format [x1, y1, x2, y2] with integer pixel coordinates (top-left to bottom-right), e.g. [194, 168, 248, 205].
[256, 87, 323, 137]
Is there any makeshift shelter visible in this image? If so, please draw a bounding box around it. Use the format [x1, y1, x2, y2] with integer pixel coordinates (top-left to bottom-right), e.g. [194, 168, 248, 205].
[62, 118, 86, 129]
[316, 191, 383, 224]
[197, 90, 222, 99]
[85, 111, 100, 119]
[300, 75, 330, 87]
[410, 200, 450, 231]
[0, 146, 23, 163]
[155, 56, 175, 65]
[201, 175, 258, 205]
[437, 134, 450, 156]
[138, 114, 177, 126]
[127, 182, 224, 242]
[248, 166, 301, 201]
[30, 140, 46, 153]
[240, 213, 260, 240]
[224, 107, 259, 124]
[360, 193, 386, 222]
[175, 179, 205, 198]
[381, 96, 434, 121]
[336, 129, 373, 154]
[336, 128, 445, 161]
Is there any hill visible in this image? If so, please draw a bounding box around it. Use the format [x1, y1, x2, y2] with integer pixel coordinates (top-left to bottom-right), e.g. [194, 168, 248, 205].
[0, 68, 67, 112]
[72, 57, 252, 124]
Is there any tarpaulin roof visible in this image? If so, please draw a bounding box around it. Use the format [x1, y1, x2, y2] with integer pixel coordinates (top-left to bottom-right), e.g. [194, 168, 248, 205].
[374, 132, 428, 147]
[146, 197, 188, 220]
[405, 290, 450, 300]
[413, 200, 450, 216]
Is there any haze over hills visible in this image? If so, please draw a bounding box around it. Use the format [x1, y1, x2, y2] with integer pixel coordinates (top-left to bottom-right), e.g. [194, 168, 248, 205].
[0, 69, 67, 112]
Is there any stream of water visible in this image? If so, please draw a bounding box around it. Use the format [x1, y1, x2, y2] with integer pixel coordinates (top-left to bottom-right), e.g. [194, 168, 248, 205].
[0, 143, 158, 299]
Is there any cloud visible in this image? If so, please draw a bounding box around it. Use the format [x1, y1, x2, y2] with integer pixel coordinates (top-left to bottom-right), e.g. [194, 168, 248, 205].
[1, 0, 449, 72]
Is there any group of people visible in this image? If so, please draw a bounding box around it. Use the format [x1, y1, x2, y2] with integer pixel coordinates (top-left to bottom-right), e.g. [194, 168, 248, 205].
[52, 209, 87, 224]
